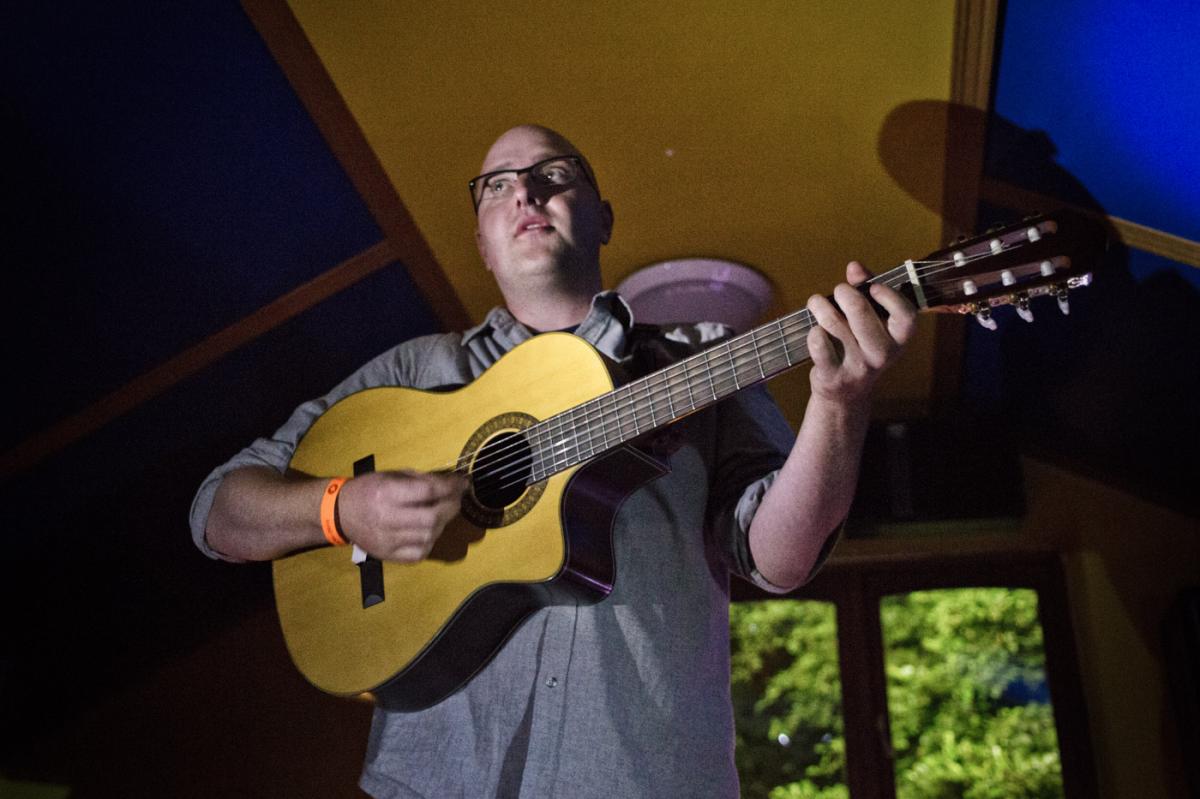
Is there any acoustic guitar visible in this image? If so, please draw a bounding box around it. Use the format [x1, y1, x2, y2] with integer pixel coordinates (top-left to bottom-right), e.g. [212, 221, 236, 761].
[273, 211, 1104, 710]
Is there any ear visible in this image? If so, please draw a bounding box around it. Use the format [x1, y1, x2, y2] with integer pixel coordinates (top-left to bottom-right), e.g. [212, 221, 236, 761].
[599, 200, 614, 245]
[475, 228, 492, 271]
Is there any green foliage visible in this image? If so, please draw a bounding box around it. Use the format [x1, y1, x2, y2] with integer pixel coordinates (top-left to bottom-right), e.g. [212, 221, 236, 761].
[730, 588, 1063, 798]
[731, 600, 843, 799]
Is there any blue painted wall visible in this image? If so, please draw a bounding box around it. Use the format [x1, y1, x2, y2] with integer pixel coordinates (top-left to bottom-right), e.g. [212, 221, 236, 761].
[965, 0, 1199, 515]
[0, 1, 441, 760]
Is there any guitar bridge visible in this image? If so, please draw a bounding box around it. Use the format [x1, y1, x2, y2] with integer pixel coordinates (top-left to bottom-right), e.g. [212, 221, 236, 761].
[353, 454, 385, 609]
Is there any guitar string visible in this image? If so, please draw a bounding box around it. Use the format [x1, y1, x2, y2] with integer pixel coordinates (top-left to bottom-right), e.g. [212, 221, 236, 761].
[465, 242, 1051, 494]
[455, 240, 1054, 491]
[462, 244, 1049, 494]
[453, 251, 975, 481]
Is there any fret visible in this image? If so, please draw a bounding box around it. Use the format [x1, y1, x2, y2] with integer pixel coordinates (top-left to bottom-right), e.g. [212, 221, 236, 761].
[680, 358, 697, 412]
[648, 374, 657, 429]
[749, 331, 766, 379]
[627, 382, 642, 435]
[548, 422, 564, 478]
[725, 340, 740, 392]
[704, 351, 718, 401]
[777, 318, 792, 367]
[563, 408, 580, 468]
[606, 390, 624, 444]
[662, 372, 676, 419]
[582, 413, 598, 460]
[535, 422, 552, 479]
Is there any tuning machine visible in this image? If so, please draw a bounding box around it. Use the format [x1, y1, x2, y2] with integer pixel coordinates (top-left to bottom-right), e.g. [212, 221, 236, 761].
[1014, 292, 1034, 323]
[1054, 283, 1070, 315]
[969, 302, 998, 330]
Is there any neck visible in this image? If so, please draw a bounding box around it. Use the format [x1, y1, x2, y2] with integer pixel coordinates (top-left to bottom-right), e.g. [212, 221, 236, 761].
[505, 287, 595, 332]
[498, 263, 602, 332]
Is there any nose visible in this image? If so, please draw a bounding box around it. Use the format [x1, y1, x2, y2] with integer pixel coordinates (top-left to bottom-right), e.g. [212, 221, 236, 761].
[512, 173, 546, 207]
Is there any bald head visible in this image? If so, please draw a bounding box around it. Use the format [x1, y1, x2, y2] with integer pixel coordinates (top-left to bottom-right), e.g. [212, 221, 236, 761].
[471, 124, 612, 328]
[479, 125, 599, 193]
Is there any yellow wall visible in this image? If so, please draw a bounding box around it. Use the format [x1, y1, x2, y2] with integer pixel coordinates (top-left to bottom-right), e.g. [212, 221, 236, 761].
[1022, 459, 1199, 797]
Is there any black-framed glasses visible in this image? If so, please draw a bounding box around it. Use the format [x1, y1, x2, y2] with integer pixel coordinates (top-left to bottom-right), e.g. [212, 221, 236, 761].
[468, 155, 598, 212]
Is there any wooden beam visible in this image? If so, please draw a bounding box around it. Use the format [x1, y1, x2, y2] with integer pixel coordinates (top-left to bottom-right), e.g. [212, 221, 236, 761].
[240, 0, 471, 332]
[0, 241, 397, 480]
[981, 177, 1200, 269]
[930, 0, 1002, 411]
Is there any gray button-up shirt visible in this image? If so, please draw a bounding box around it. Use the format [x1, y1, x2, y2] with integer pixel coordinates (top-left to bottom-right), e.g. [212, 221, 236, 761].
[190, 293, 798, 798]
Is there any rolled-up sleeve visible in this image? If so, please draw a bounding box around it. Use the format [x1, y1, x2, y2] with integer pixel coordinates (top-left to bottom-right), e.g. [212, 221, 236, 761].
[187, 335, 450, 560]
[703, 384, 795, 592]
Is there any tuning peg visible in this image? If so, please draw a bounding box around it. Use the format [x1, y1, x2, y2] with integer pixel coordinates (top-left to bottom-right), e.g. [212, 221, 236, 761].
[1015, 292, 1034, 323]
[971, 303, 998, 330]
[1055, 284, 1070, 315]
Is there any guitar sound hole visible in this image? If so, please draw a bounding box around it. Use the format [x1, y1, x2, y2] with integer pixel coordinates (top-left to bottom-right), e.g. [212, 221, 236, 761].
[471, 431, 532, 511]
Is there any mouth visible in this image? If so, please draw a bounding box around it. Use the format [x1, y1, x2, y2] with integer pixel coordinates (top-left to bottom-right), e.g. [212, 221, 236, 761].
[515, 217, 554, 237]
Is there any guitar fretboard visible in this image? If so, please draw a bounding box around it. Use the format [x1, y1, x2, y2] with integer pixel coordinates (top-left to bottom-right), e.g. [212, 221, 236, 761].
[524, 308, 816, 482]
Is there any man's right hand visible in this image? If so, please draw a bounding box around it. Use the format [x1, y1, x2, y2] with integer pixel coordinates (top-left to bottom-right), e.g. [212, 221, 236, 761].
[336, 471, 468, 563]
[205, 466, 468, 563]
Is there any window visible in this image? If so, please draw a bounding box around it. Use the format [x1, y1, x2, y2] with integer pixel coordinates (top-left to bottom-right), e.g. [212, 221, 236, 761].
[732, 599, 847, 798]
[882, 588, 1062, 797]
[731, 552, 1096, 798]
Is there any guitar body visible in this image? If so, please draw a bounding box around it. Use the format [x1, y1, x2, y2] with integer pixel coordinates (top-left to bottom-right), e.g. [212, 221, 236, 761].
[272, 333, 666, 709]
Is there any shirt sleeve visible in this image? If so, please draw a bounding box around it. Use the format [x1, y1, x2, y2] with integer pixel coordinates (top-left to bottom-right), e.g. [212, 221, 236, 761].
[187, 334, 455, 560]
[705, 385, 799, 592]
[708, 384, 846, 591]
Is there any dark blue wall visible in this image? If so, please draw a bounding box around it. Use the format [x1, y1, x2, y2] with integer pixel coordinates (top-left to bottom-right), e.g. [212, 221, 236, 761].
[962, 1, 1199, 515]
[1, 1, 442, 762]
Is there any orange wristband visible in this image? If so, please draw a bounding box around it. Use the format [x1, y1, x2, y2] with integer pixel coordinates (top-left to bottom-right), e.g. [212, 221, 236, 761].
[320, 477, 349, 546]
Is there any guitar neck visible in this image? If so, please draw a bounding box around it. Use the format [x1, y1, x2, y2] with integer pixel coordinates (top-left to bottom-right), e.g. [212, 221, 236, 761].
[526, 266, 916, 482]
[521, 210, 1101, 483]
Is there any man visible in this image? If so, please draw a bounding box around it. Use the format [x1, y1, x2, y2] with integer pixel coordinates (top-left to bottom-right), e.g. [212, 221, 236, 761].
[191, 124, 916, 797]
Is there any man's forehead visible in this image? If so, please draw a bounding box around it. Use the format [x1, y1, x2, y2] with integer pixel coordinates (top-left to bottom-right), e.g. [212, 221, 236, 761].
[480, 126, 582, 173]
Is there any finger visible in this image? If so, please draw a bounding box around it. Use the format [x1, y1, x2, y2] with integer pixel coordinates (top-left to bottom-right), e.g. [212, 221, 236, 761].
[806, 325, 843, 367]
[430, 493, 464, 526]
[806, 293, 854, 347]
[846, 260, 873, 286]
[386, 471, 467, 506]
[834, 282, 897, 356]
[868, 283, 918, 346]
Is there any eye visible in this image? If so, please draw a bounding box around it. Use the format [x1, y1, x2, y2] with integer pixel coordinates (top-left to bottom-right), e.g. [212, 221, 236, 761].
[536, 160, 576, 185]
[484, 175, 513, 196]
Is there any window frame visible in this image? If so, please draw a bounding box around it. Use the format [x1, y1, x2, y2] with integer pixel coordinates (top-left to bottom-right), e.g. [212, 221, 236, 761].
[733, 550, 1098, 798]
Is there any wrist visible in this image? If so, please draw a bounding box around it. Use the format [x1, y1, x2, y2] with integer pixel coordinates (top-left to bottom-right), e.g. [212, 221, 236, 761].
[807, 390, 871, 423]
[319, 477, 351, 546]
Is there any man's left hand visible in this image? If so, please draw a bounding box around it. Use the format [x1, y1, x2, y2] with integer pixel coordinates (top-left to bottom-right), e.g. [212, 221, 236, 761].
[804, 260, 917, 407]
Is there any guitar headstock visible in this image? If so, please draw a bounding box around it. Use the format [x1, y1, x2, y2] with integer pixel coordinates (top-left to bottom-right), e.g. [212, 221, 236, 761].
[912, 210, 1107, 328]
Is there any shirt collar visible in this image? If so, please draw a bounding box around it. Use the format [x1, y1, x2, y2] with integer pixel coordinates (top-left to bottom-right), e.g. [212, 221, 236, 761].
[462, 291, 636, 360]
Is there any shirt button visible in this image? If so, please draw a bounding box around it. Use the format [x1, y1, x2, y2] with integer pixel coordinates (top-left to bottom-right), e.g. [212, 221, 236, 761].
[545, 676, 558, 688]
